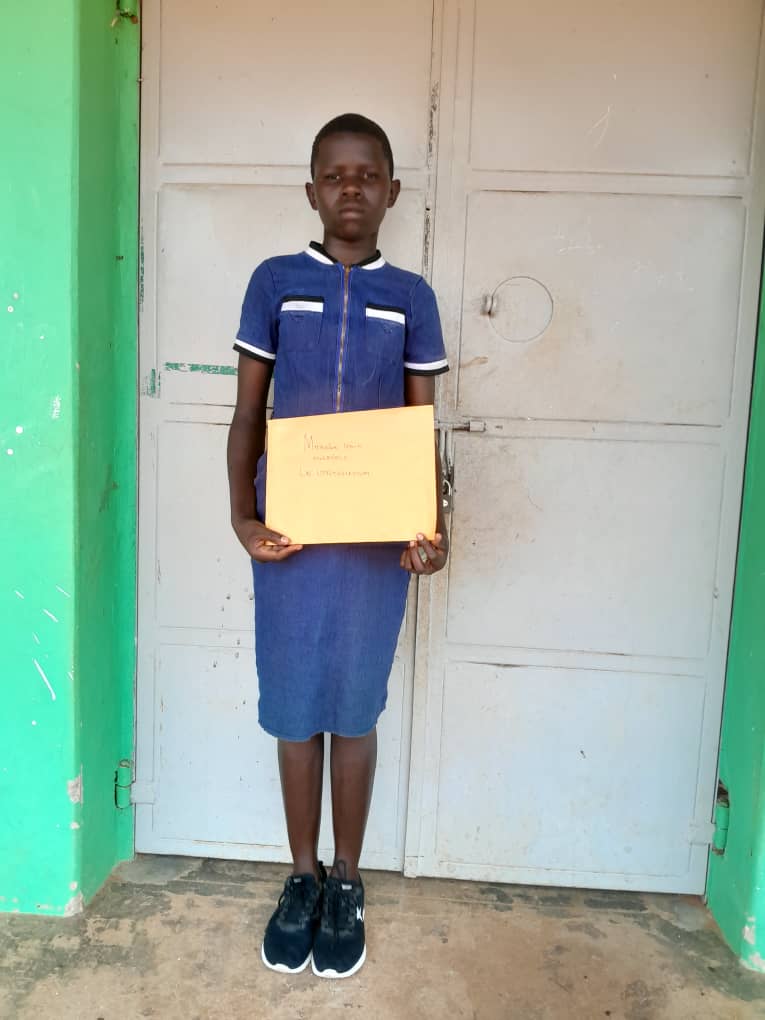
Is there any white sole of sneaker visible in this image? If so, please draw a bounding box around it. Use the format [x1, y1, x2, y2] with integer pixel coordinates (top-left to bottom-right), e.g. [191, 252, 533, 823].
[260, 943, 312, 974]
[311, 944, 367, 979]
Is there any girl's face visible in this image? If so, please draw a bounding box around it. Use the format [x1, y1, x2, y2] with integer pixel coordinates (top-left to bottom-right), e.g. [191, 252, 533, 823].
[306, 133, 400, 243]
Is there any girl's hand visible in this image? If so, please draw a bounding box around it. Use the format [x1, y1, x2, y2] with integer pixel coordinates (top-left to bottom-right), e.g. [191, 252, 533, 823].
[233, 517, 303, 562]
[400, 532, 448, 575]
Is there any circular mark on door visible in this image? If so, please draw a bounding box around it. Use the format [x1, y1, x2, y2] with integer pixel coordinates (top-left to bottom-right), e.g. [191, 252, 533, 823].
[486, 277, 554, 344]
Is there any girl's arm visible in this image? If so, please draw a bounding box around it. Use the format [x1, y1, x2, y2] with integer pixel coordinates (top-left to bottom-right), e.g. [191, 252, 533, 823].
[227, 356, 303, 561]
[401, 374, 449, 575]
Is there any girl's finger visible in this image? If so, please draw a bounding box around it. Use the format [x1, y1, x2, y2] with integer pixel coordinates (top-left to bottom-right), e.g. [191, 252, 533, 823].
[417, 535, 443, 571]
[410, 540, 428, 575]
[261, 532, 292, 547]
[416, 533, 439, 560]
[272, 543, 303, 558]
[254, 540, 302, 561]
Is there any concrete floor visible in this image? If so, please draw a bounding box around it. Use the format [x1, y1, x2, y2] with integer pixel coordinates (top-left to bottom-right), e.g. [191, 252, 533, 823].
[1, 857, 764, 1020]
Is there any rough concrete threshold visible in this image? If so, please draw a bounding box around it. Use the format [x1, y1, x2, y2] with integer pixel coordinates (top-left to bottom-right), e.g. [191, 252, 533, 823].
[1, 857, 764, 1019]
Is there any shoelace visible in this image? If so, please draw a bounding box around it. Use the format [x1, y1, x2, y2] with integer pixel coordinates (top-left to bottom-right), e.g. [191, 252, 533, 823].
[321, 881, 358, 937]
[276, 876, 316, 926]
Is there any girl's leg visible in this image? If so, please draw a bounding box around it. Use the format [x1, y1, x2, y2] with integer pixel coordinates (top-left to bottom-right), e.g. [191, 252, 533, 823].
[329, 728, 377, 879]
[278, 734, 324, 878]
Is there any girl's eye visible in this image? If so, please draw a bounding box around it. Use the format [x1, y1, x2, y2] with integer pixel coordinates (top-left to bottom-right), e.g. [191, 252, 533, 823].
[364, 172, 378, 180]
[325, 173, 340, 181]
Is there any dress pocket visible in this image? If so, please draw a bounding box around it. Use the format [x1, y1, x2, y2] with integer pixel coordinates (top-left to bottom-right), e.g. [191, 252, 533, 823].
[364, 304, 406, 369]
[278, 297, 324, 352]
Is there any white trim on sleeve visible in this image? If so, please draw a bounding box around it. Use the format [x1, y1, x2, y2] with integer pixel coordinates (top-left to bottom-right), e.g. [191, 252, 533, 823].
[404, 357, 449, 371]
[234, 338, 276, 361]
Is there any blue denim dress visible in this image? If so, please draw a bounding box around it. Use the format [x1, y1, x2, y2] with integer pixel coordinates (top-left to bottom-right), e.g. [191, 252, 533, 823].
[234, 242, 448, 740]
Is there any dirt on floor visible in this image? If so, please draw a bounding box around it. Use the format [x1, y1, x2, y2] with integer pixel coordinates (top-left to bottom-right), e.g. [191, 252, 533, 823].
[1, 856, 764, 1020]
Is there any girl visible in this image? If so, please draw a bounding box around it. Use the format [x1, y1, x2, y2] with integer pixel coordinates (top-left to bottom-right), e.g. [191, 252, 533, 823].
[226, 113, 449, 979]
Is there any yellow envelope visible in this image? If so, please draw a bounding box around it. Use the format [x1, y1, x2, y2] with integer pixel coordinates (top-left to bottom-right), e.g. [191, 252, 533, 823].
[265, 405, 437, 544]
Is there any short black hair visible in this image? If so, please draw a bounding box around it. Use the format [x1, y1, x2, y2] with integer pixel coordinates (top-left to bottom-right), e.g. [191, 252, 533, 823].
[310, 113, 394, 179]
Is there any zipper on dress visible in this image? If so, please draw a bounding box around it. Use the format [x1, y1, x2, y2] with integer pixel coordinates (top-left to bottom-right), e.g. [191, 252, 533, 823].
[335, 265, 351, 411]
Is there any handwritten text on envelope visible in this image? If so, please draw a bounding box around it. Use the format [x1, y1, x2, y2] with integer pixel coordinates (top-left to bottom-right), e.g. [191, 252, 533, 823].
[265, 404, 437, 544]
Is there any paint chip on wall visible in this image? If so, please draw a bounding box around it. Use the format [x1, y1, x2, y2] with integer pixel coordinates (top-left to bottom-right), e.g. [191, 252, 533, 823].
[64, 892, 84, 917]
[67, 767, 83, 804]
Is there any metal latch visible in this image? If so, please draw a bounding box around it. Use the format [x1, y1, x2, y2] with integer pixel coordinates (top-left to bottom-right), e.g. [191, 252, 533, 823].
[436, 419, 486, 512]
[439, 429, 454, 512]
[441, 419, 486, 433]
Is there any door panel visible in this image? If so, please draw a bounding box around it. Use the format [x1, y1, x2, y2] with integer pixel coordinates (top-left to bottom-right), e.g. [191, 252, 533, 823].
[146, 641, 410, 864]
[445, 434, 722, 658]
[470, 0, 761, 175]
[435, 662, 705, 877]
[405, 0, 765, 892]
[458, 192, 745, 425]
[135, 0, 437, 867]
[158, 0, 435, 168]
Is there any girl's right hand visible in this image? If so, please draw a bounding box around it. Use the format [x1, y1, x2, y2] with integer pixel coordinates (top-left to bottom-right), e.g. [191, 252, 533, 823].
[233, 517, 303, 562]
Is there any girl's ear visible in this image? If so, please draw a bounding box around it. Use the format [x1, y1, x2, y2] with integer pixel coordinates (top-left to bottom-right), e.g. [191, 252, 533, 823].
[387, 178, 402, 209]
[305, 181, 318, 209]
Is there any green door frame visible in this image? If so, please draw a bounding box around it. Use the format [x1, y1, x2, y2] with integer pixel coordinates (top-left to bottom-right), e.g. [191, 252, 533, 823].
[707, 263, 765, 972]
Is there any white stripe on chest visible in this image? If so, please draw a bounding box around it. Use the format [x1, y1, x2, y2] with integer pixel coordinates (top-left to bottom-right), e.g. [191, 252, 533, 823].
[281, 299, 324, 313]
[365, 307, 405, 326]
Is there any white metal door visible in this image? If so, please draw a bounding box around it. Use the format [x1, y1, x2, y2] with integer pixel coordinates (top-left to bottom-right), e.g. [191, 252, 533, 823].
[404, 0, 765, 892]
[135, 0, 439, 866]
[137, 0, 765, 893]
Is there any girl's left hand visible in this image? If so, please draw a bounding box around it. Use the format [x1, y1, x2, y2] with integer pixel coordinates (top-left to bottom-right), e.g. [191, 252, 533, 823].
[400, 532, 449, 575]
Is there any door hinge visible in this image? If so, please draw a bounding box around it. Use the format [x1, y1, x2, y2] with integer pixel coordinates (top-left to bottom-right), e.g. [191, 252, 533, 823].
[688, 820, 716, 845]
[711, 782, 730, 856]
[115, 759, 157, 808]
[110, 0, 139, 27]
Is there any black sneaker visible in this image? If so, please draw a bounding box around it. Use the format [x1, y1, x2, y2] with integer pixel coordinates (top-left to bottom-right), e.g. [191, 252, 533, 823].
[311, 874, 366, 979]
[261, 863, 326, 974]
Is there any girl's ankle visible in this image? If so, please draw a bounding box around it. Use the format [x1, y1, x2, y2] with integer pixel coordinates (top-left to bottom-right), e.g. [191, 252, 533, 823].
[330, 859, 360, 882]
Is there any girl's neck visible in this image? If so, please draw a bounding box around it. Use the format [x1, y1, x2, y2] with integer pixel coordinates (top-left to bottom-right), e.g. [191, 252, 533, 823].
[321, 233, 379, 267]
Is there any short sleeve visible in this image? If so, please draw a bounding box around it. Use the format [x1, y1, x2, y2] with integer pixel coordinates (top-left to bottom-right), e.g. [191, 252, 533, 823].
[233, 261, 278, 364]
[404, 278, 449, 376]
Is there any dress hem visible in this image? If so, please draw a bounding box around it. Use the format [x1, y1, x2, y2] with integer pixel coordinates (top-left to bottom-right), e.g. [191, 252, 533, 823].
[258, 706, 386, 742]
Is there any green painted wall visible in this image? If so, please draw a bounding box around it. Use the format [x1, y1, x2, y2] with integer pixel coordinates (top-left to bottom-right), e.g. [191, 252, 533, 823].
[0, 4, 81, 916]
[0, 1, 138, 915]
[708, 277, 765, 972]
[75, 0, 139, 902]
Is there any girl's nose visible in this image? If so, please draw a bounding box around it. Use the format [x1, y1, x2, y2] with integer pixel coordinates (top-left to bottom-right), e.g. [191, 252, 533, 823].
[341, 176, 362, 196]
